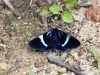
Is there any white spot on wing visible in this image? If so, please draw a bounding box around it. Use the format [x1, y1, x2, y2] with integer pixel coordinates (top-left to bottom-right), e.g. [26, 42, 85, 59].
[46, 31, 51, 36]
[39, 35, 48, 47]
[58, 31, 63, 38]
[62, 35, 71, 47]
[46, 31, 52, 38]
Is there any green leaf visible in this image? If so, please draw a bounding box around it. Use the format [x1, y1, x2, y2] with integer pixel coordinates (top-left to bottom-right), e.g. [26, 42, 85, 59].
[40, 4, 51, 15]
[29, 70, 35, 75]
[98, 60, 100, 72]
[92, 45, 100, 72]
[64, 0, 73, 3]
[39, 73, 46, 75]
[49, 4, 61, 14]
[61, 11, 73, 23]
[64, 0, 78, 9]
[64, 0, 77, 3]
[92, 45, 100, 60]
[65, 2, 75, 9]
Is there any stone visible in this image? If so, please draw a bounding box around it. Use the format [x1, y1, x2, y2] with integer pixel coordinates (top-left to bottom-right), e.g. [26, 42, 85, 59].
[58, 67, 67, 73]
[0, 63, 8, 70]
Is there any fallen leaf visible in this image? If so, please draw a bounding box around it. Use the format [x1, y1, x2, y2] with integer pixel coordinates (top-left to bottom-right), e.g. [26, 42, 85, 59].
[85, 6, 100, 22]
[34, 59, 46, 67]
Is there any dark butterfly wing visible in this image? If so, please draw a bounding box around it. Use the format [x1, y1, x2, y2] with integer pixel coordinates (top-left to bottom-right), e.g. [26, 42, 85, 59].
[28, 30, 54, 51]
[28, 28, 80, 51]
[55, 29, 80, 51]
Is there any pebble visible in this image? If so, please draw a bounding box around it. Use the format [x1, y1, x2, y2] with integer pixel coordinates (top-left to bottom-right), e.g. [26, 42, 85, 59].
[69, 50, 79, 60]
[80, 64, 89, 71]
[0, 44, 6, 51]
[0, 63, 8, 70]
[69, 50, 75, 54]
[79, 51, 84, 56]
[67, 71, 75, 75]
[58, 67, 67, 73]
[46, 67, 51, 74]
[74, 54, 79, 60]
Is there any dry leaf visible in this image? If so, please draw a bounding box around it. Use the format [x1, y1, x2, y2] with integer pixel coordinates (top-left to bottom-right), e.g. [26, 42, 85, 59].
[85, 6, 100, 22]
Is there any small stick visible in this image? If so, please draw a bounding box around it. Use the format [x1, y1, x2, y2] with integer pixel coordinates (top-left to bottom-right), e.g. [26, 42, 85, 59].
[41, 16, 48, 31]
[76, 4, 93, 7]
[47, 53, 85, 75]
[3, 0, 20, 16]
[37, 21, 44, 27]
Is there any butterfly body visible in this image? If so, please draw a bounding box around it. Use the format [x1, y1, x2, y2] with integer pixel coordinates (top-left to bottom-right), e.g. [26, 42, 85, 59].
[28, 28, 80, 51]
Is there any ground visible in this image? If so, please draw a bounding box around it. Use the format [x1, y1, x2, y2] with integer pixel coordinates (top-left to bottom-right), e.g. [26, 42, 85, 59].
[0, 0, 100, 75]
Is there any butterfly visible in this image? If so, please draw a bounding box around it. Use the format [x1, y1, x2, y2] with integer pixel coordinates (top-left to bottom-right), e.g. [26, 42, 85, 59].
[28, 28, 80, 51]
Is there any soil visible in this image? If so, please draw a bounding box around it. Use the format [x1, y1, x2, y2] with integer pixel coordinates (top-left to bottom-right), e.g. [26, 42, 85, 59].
[0, 0, 100, 75]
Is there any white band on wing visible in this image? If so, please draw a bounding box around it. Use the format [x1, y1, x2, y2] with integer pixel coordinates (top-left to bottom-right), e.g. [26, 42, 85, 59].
[39, 35, 48, 47]
[62, 35, 71, 47]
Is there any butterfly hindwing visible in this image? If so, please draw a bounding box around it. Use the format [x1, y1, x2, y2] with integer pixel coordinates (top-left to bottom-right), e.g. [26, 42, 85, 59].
[62, 36, 80, 49]
[55, 29, 80, 51]
[28, 28, 80, 51]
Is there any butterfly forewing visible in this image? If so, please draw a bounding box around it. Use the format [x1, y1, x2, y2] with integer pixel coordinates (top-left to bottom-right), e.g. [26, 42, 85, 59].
[28, 35, 47, 50]
[41, 30, 55, 50]
[28, 30, 54, 51]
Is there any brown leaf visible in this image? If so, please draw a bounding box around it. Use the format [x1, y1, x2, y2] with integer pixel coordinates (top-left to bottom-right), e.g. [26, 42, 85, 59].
[34, 58, 46, 67]
[85, 6, 100, 22]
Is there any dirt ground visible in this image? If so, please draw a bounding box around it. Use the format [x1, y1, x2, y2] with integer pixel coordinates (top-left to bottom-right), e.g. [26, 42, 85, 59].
[0, 0, 100, 75]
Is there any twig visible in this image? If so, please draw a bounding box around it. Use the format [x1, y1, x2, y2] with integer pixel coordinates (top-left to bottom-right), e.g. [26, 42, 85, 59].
[47, 53, 85, 75]
[41, 16, 48, 31]
[3, 0, 20, 16]
[76, 4, 93, 7]
[37, 21, 44, 27]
